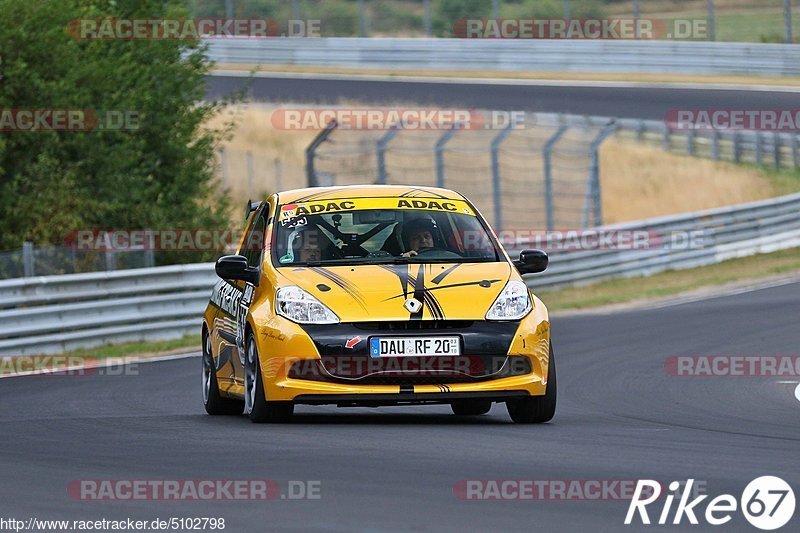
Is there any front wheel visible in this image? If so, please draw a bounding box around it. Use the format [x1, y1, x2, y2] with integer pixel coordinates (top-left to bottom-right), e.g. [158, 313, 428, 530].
[202, 330, 244, 416]
[244, 331, 294, 423]
[506, 345, 557, 424]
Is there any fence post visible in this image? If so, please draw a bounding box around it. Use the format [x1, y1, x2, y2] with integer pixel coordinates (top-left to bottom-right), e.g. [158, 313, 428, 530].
[22, 241, 34, 278]
[218, 147, 228, 190]
[687, 129, 696, 156]
[103, 232, 116, 272]
[274, 158, 283, 192]
[490, 124, 513, 231]
[435, 125, 460, 188]
[423, 0, 431, 36]
[785, 0, 793, 44]
[793, 134, 799, 168]
[585, 123, 618, 228]
[712, 130, 720, 160]
[376, 127, 400, 185]
[358, 0, 368, 37]
[246, 150, 254, 199]
[707, 0, 716, 41]
[543, 125, 569, 231]
[755, 133, 763, 165]
[663, 127, 671, 151]
[734, 132, 741, 162]
[305, 120, 338, 187]
[774, 133, 782, 168]
[144, 230, 155, 268]
[636, 120, 645, 142]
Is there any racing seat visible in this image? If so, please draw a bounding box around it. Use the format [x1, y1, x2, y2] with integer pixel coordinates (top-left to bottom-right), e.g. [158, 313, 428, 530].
[379, 223, 405, 256]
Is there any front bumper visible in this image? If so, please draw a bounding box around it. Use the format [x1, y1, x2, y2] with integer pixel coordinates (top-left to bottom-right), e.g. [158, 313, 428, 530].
[254, 300, 551, 403]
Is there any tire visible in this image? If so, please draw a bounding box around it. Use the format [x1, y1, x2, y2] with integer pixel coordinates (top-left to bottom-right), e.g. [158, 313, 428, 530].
[451, 399, 492, 416]
[244, 331, 294, 423]
[506, 345, 557, 424]
[202, 330, 244, 416]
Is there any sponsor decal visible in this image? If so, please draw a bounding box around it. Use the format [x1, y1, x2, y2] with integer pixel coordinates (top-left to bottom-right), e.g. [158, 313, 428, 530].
[344, 336, 362, 349]
[210, 280, 244, 317]
[277, 198, 475, 221]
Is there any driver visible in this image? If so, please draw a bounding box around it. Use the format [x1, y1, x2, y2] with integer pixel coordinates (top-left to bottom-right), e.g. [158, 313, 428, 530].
[282, 226, 324, 263]
[401, 217, 437, 257]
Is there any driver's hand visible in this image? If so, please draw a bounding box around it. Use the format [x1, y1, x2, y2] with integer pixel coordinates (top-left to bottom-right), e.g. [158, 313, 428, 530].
[401, 250, 418, 257]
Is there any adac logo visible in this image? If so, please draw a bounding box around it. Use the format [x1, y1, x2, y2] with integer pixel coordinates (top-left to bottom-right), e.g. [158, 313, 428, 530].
[404, 298, 423, 313]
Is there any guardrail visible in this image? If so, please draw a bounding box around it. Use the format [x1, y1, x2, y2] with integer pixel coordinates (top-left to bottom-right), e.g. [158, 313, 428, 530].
[0, 264, 216, 355]
[205, 38, 800, 76]
[1, 192, 799, 355]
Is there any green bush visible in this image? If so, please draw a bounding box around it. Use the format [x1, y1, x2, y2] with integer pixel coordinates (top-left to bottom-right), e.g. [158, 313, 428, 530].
[0, 0, 232, 262]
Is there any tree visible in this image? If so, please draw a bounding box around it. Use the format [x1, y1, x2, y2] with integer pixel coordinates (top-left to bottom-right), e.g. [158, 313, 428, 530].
[0, 0, 231, 261]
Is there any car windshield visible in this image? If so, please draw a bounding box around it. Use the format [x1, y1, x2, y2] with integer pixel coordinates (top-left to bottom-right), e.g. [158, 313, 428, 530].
[273, 200, 500, 266]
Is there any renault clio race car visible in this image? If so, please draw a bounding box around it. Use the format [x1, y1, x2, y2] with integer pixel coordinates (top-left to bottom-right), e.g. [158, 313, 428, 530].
[202, 185, 554, 423]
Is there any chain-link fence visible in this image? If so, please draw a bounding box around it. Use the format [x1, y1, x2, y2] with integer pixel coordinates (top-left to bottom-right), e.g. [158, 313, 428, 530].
[0, 243, 156, 280]
[306, 113, 616, 231]
[193, 1, 798, 42]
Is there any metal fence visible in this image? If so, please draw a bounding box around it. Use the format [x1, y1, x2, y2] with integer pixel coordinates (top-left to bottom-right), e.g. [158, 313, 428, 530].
[200, 1, 798, 43]
[205, 38, 800, 76]
[0, 242, 156, 280]
[306, 113, 617, 231]
[2, 191, 799, 355]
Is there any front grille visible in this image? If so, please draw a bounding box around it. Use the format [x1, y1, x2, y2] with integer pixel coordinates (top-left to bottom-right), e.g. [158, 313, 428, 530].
[353, 321, 473, 331]
[288, 356, 531, 385]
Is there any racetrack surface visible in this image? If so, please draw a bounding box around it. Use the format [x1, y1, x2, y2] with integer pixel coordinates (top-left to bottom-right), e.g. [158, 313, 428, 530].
[1, 282, 798, 532]
[205, 74, 799, 120]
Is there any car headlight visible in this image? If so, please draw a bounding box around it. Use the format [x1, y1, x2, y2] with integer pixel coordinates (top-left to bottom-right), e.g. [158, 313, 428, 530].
[275, 286, 339, 324]
[485, 280, 532, 321]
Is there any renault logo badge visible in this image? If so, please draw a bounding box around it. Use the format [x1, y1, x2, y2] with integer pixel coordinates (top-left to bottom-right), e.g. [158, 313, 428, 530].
[404, 297, 422, 313]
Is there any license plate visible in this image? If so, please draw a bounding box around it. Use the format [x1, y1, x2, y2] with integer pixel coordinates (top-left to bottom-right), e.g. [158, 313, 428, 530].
[369, 336, 461, 357]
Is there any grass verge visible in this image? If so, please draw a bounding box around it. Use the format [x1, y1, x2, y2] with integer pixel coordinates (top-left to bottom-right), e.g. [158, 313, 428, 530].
[538, 246, 800, 311]
[70, 335, 200, 360]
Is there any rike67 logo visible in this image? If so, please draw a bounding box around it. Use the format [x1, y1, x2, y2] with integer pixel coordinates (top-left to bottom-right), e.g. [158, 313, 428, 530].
[625, 477, 795, 530]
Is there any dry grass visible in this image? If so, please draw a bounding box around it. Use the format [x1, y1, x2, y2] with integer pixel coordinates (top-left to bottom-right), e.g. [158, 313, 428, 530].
[208, 103, 800, 225]
[599, 138, 795, 223]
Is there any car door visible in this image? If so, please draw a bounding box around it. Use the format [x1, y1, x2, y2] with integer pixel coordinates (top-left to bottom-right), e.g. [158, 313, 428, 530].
[210, 204, 268, 390]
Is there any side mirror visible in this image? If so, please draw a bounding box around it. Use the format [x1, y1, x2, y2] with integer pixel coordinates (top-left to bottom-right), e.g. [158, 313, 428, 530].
[513, 249, 548, 275]
[215, 255, 260, 285]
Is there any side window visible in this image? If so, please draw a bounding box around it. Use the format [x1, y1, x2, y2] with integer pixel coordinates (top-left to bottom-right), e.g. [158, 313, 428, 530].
[239, 206, 268, 268]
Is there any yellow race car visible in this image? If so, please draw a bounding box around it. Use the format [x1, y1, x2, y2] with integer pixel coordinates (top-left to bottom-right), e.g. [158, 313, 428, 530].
[202, 185, 554, 423]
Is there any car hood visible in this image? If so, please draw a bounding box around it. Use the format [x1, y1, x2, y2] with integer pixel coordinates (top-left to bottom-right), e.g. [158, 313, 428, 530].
[276, 262, 513, 322]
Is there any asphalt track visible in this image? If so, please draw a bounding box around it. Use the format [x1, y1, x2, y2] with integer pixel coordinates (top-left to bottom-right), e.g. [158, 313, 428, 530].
[2, 281, 798, 532]
[205, 73, 799, 120]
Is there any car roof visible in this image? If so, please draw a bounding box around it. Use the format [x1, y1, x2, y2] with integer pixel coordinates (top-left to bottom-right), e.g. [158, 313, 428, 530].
[275, 185, 466, 205]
